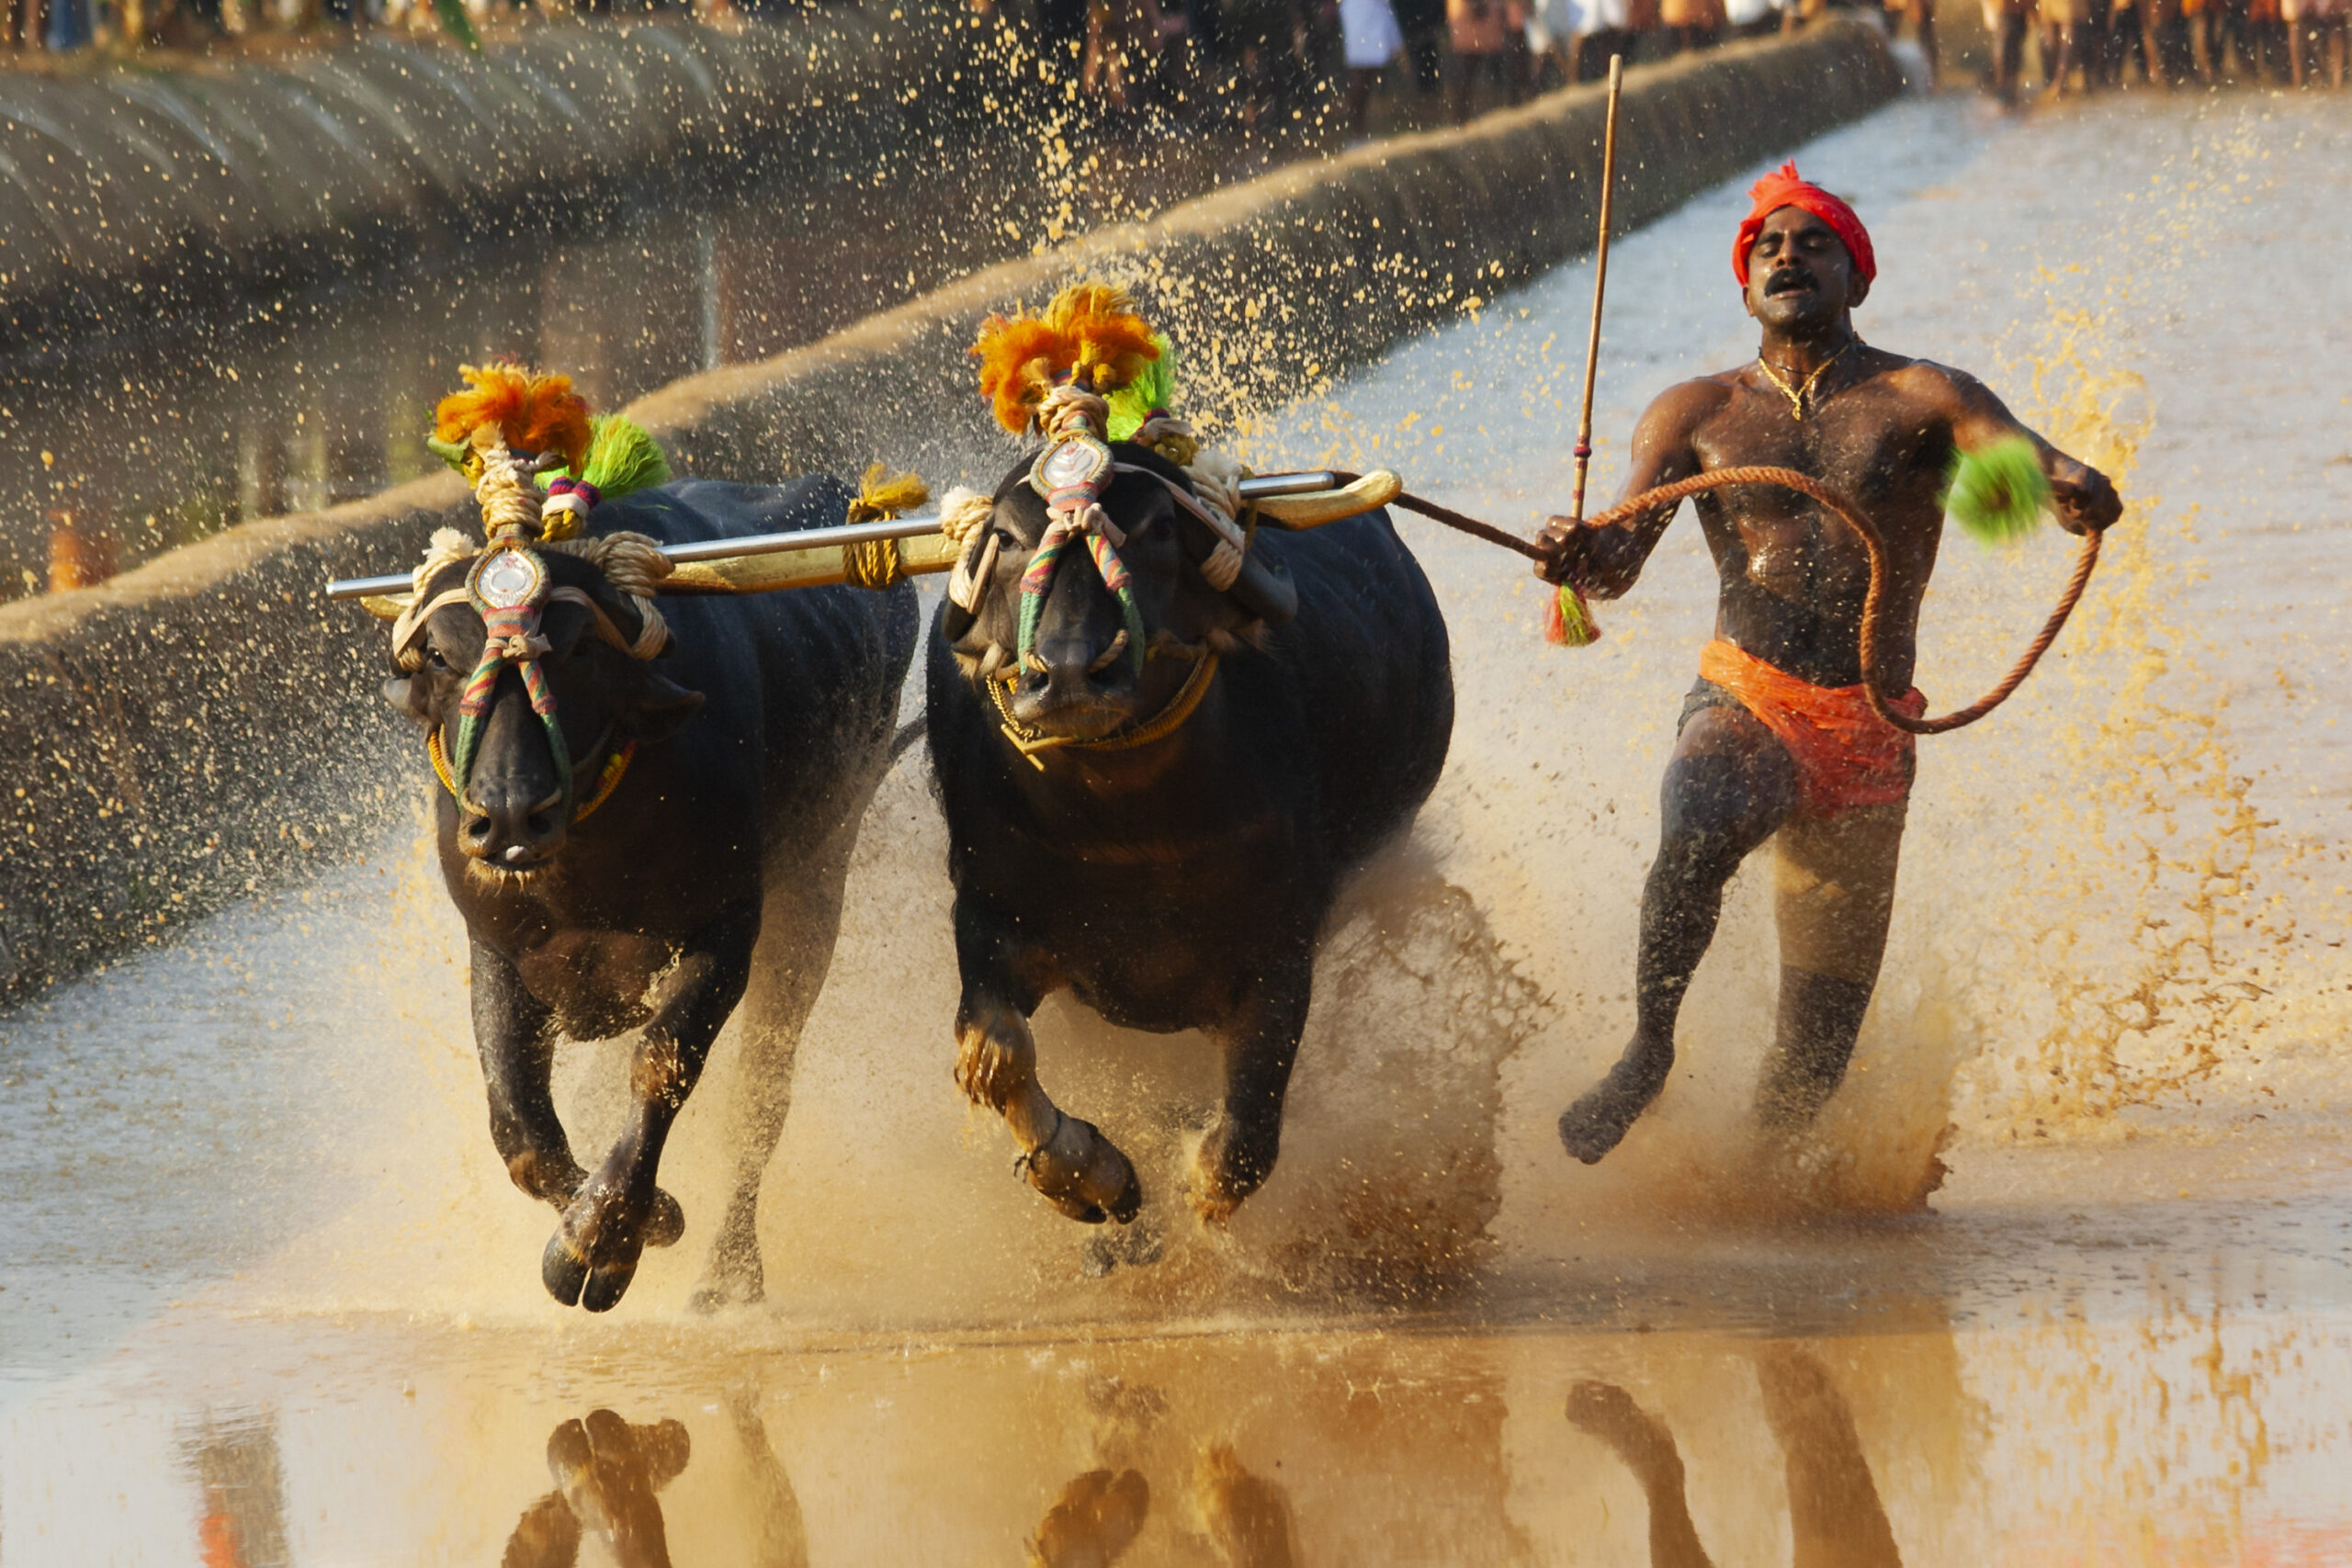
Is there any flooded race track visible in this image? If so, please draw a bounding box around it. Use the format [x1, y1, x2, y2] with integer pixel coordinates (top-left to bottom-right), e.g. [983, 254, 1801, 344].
[6, 88, 2352, 1563]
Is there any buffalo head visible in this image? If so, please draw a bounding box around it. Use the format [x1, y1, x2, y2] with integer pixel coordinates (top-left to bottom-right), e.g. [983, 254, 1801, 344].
[384, 547, 702, 871]
[940, 444, 1297, 742]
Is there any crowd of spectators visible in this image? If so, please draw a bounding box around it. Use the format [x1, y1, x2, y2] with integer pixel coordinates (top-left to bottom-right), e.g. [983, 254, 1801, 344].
[6, 0, 2337, 107]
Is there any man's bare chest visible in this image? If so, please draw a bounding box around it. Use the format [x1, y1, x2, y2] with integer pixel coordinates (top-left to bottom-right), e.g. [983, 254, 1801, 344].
[1690, 379, 1946, 502]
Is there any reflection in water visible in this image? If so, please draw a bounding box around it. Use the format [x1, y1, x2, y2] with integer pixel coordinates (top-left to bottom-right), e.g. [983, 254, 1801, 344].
[728, 1389, 811, 1568]
[503, 1410, 692, 1568]
[1193, 1443, 1300, 1568]
[1567, 1347, 1902, 1568]
[1029, 1468, 1150, 1568]
[182, 1413, 291, 1568]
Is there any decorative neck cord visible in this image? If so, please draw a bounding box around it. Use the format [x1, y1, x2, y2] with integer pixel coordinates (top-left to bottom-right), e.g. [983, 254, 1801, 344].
[430, 727, 637, 824]
[1754, 339, 1860, 422]
[987, 650, 1221, 768]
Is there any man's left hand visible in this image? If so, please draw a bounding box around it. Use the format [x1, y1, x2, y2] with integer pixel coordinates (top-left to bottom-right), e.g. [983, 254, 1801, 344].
[2050, 466, 2122, 535]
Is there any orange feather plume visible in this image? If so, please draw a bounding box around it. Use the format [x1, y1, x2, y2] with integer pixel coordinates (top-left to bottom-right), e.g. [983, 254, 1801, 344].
[972, 314, 1068, 436]
[970, 282, 1163, 435]
[433, 363, 593, 473]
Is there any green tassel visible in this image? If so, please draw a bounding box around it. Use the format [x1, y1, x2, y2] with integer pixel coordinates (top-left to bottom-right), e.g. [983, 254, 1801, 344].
[1943, 434, 2050, 547]
[1544, 581, 1600, 648]
[1105, 334, 1177, 444]
[541, 416, 673, 501]
[432, 0, 481, 52]
[426, 434, 469, 474]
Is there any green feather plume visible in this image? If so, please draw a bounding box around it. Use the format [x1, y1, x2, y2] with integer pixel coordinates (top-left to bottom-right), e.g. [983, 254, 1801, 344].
[1105, 333, 1177, 444]
[1943, 434, 2050, 547]
[433, 0, 482, 52]
[568, 416, 672, 501]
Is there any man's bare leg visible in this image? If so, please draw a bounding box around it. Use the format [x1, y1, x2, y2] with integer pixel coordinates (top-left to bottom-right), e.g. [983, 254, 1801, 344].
[1561, 705, 1797, 1164]
[1757, 803, 1906, 1130]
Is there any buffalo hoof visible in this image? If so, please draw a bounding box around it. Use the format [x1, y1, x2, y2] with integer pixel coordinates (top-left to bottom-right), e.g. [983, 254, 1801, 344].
[1021, 1113, 1143, 1225]
[1189, 1116, 1278, 1224]
[687, 1247, 765, 1315]
[540, 1183, 684, 1312]
[1081, 1213, 1167, 1277]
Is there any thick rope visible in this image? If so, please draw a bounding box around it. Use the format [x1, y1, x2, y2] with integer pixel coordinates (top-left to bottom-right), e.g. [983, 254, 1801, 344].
[1581, 466, 2100, 736]
[1338, 465, 2099, 735]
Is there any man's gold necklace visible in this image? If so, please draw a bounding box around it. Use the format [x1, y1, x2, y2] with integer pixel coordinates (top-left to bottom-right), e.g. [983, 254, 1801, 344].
[1755, 340, 1860, 422]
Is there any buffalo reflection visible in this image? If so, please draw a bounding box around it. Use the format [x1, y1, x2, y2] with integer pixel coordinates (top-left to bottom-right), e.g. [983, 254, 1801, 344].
[1567, 1346, 1902, 1568]
[1023, 1439, 1299, 1567]
[503, 1399, 809, 1568]
[503, 1410, 691, 1568]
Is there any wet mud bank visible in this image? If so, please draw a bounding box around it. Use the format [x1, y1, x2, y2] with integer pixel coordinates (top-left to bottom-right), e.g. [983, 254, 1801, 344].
[0, 6, 955, 351]
[0, 22, 1899, 998]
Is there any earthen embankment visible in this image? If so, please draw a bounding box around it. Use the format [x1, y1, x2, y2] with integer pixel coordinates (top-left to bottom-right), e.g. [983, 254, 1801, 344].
[0, 6, 954, 347]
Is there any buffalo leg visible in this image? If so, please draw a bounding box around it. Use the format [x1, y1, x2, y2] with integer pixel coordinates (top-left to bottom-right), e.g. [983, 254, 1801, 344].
[544, 905, 759, 1312]
[472, 936, 587, 1208]
[692, 835, 857, 1313]
[953, 905, 1141, 1225]
[1192, 964, 1313, 1223]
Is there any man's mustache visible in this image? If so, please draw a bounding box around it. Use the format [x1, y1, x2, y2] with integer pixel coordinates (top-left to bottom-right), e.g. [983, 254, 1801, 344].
[1765, 267, 1816, 295]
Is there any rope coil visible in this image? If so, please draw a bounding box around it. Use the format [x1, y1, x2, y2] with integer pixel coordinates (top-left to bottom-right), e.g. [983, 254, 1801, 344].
[1332, 465, 2100, 736]
[1580, 465, 2100, 735]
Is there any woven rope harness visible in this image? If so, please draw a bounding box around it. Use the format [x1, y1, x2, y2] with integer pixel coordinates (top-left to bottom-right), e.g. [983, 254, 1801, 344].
[953, 388, 1258, 768]
[391, 437, 673, 821]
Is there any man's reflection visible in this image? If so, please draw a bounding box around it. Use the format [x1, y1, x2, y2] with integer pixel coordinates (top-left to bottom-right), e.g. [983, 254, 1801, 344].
[1567, 1345, 1902, 1568]
[182, 1413, 291, 1568]
[503, 1410, 690, 1568]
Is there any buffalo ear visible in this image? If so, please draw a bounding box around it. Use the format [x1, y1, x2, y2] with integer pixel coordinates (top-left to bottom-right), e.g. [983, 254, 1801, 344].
[626, 673, 706, 744]
[381, 675, 438, 730]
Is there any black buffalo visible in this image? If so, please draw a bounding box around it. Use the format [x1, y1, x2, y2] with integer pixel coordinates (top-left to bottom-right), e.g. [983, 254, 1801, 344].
[385, 476, 915, 1311]
[925, 445, 1453, 1228]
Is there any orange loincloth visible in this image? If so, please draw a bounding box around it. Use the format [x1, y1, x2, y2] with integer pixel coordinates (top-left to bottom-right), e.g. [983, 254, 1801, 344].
[1697, 639, 1926, 818]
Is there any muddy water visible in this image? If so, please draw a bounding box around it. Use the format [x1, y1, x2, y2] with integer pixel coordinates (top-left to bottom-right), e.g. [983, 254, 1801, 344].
[6, 91, 2352, 1562]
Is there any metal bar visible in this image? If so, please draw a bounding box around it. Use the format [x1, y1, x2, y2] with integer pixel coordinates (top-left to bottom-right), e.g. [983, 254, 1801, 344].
[326, 470, 1348, 601]
[1237, 470, 1338, 499]
[657, 513, 946, 564]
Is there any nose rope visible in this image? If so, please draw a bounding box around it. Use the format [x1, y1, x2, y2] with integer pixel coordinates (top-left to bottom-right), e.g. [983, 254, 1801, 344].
[1015, 389, 1149, 682]
[452, 603, 573, 815]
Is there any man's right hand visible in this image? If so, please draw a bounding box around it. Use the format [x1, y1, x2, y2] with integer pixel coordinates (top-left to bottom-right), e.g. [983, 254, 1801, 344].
[1533, 517, 1589, 586]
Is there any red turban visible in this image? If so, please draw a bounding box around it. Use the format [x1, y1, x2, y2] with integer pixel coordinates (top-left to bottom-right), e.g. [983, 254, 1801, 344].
[1732, 161, 1875, 288]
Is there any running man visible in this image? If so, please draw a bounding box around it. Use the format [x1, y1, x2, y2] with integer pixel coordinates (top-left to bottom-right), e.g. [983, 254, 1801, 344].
[1534, 164, 2120, 1164]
